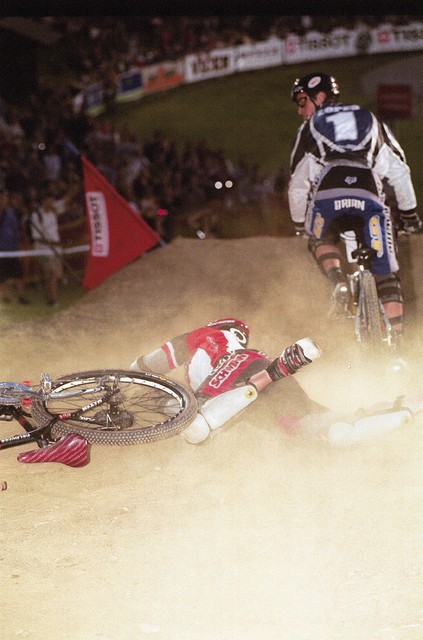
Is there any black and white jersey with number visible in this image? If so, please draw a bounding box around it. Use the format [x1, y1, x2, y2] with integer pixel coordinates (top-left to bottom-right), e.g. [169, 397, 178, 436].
[288, 101, 417, 224]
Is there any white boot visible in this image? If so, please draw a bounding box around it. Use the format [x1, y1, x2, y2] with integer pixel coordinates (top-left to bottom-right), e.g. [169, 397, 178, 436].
[328, 422, 356, 447]
[268, 337, 322, 380]
[296, 337, 322, 363]
[181, 385, 258, 443]
[352, 409, 412, 444]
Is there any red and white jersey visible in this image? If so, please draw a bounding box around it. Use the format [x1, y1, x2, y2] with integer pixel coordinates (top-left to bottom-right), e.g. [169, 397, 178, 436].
[142, 319, 269, 398]
[197, 349, 270, 398]
[155, 325, 268, 395]
[185, 327, 248, 391]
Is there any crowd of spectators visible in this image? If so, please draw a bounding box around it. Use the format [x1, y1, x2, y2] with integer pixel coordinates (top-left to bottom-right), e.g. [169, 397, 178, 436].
[0, 86, 280, 247]
[39, 15, 417, 91]
[1, 15, 300, 247]
[0, 13, 415, 283]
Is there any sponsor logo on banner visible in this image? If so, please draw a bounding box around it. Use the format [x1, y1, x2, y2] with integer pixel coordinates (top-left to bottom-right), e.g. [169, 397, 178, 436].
[355, 30, 372, 55]
[371, 22, 423, 52]
[234, 40, 282, 71]
[283, 29, 354, 63]
[377, 28, 391, 45]
[142, 60, 184, 93]
[85, 191, 109, 257]
[184, 48, 234, 83]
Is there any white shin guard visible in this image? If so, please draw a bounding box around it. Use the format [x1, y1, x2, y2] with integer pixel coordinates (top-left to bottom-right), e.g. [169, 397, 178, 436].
[328, 409, 412, 447]
[181, 385, 258, 444]
[200, 385, 258, 430]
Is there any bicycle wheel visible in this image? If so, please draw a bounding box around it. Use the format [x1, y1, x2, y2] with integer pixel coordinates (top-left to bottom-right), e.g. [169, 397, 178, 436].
[31, 370, 198, 445]
[361, 271, 384, 350]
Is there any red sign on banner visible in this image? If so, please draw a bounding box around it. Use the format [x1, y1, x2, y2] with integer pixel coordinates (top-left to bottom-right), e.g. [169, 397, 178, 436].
[81, 156, 161, 290]
[377, 84, 412, 120]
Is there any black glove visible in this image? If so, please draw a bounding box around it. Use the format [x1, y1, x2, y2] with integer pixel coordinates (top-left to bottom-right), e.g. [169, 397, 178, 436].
[399, 210, 423, 234]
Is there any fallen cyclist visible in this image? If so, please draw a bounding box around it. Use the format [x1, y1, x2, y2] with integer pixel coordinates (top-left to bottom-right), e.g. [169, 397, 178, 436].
[13, 318, 420, 466]
[12, 318, 322, 465]
[130, 317, 323, 444]
[130, 317, 422, 447]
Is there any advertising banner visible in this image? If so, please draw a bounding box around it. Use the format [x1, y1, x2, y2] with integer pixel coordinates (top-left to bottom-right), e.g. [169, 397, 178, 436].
[234, 39, 283, 71]
[142, 60, 184, 93]
[283, 28, 357, 64]
[116, 68, 144, 104]
[370, 22, 423, 54]
[184, 47, 235, 83]
[81, 156, 161, 290]
[81, 20, 423, 115]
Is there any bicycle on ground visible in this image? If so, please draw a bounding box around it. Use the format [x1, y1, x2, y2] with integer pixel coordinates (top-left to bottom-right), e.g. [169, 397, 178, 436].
[0, 369, 198, 454]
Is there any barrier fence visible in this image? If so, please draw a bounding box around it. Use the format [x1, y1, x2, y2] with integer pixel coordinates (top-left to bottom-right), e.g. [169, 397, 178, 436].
[80, 20, 423, 116]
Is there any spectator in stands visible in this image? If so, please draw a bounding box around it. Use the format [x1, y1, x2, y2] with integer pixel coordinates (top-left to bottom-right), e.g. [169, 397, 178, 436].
[29, 186, 76, 307]
[43, 143, 63, 183]
[0, 186, 29, 305]
[8, 190, 32, 291]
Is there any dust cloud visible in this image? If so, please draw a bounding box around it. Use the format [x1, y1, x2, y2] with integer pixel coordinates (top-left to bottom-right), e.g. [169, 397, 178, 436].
[2, 235, 423, 640]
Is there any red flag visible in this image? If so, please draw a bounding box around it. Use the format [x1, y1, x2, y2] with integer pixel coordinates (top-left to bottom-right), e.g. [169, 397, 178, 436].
[81, 155, 161, 290]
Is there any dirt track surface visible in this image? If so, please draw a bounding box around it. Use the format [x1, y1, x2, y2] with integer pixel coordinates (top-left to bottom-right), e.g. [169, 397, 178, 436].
[2, 235, 423, 640]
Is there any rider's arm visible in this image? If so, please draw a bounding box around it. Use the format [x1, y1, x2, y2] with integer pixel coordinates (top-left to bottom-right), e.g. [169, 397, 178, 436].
[288, 152, 323, 224]
[288, 120, 323, 225]
[373, 122, 417, 213]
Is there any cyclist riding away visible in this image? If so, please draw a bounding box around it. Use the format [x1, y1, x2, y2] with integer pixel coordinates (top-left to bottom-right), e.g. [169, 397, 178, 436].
[130, 318, 323, 444]
[288, 71, 422, 341]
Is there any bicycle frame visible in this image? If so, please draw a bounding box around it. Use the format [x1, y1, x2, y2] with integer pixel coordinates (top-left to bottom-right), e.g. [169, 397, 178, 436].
[341, 231, 394, 349]
[0, 379, 119, 450]
[348, 259, 393, 348]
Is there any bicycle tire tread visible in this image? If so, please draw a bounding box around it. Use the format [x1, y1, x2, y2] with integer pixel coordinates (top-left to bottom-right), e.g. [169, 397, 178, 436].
[361, 271, 383, 350]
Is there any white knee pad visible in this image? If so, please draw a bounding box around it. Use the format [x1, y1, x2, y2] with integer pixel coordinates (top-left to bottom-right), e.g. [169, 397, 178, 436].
[200, 385, 258, 430]
[181, 413, 210, 444]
